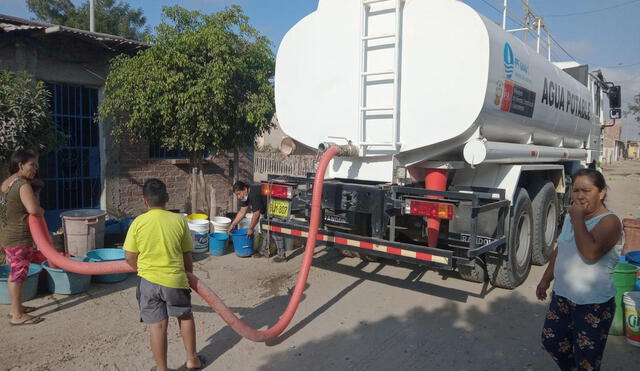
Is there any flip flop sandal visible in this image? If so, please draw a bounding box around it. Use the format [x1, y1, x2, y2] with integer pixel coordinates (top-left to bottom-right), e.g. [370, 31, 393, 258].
[187, 355, 207, 371]
[7, 306, 37, 318]
[9, 316, 45, 326]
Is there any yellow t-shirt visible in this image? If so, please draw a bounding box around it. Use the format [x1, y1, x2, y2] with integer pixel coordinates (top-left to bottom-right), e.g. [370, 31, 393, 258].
[123, 209, 193, 289]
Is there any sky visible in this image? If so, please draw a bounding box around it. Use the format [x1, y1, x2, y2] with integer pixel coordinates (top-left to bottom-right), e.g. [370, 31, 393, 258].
[1, 0, 639, 139]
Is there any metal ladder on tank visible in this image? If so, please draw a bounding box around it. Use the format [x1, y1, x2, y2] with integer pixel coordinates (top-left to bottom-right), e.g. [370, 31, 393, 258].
[358, 0, 404, 154]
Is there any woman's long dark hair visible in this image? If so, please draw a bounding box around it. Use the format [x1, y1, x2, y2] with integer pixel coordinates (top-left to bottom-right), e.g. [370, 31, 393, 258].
[8, 149, 36, 175]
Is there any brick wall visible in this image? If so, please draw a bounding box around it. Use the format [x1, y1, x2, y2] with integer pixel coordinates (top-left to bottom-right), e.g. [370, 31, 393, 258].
[107, 138, 253, 218]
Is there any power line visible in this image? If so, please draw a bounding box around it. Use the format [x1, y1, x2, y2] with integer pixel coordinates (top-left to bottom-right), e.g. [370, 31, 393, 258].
[546, 0, 640, 18]
[473, 1, 638, 68]
[598, 61, 640, 69]
[478, 0, 503, 16]
[547, 33, 580, 63]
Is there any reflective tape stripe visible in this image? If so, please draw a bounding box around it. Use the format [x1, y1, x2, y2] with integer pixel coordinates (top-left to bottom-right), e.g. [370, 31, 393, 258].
[262, 224, 449, 265]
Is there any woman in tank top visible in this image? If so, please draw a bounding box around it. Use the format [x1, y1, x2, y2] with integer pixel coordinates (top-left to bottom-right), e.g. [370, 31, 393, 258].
[536, 168, 622, 371]
[1, 149, 45, 325]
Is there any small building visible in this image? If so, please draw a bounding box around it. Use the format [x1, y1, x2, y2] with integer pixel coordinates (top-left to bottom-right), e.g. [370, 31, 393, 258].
[602, 121, 623, 164]
[0, 14, 251, 230]
[628, 141, 639, 159]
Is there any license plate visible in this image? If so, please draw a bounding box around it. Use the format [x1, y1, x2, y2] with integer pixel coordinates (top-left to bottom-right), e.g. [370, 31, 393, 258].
[459, 233, 495, 246]
[269, 199, 290, 217]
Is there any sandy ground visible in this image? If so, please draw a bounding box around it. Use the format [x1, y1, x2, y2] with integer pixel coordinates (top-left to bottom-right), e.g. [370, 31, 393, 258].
[2, 161, 640, 371]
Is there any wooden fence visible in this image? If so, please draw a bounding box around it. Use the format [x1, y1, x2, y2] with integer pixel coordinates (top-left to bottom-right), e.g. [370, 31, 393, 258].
[253, 152, 317, 179]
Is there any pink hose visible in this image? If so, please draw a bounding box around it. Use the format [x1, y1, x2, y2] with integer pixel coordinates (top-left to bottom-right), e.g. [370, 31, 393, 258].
[29, 145, 341, 342]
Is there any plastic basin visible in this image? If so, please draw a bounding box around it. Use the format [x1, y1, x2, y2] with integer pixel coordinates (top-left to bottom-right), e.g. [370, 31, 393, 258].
[0, 264, 42, 304]
[230, 228, 254, 257]
[85, 248, 128, 283]
[42, 257, 91, 294]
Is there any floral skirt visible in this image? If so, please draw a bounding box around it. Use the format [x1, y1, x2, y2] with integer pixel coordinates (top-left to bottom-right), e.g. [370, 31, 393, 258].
[541, 292, 615, 371]
[3, 245, 34, 283]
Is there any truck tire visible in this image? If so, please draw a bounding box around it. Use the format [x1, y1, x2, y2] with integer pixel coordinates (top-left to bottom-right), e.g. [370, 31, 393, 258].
[487, 188, 533, 289]
[531, 182, 558, 265]
[458, 259, 487, 283]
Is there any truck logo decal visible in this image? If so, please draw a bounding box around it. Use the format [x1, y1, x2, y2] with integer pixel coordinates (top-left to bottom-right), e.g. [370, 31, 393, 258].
[498, 79, 536, 118]
[504, 43, 514, 79]
[503, 42, 531, 83]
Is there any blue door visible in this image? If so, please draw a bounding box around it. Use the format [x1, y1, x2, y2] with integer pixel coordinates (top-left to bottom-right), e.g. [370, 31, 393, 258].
[39, 83, 101, 231]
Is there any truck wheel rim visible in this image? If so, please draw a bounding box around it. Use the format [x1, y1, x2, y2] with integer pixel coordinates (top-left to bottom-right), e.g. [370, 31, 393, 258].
[516, 212, 531, 266]
[544, 202, 557, 246]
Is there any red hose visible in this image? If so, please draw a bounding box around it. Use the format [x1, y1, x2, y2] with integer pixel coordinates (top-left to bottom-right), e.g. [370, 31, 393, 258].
[29, 145, 341, 342]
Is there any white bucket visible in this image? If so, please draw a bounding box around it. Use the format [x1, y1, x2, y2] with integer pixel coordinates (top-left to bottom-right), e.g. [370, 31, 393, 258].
[211, 216, 232, 234]
[188, 219, 210, 253]
[239, 212, 253, 230]
[624, 291, 640, 347]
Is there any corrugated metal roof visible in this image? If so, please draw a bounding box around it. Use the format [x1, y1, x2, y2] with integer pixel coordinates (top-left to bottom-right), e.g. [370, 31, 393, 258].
[0, 13, 147, 51]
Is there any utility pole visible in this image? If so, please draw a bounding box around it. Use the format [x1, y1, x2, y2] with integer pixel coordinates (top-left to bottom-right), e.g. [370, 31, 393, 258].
[523, 0, 531, 43]
[89, 0, 95, 32]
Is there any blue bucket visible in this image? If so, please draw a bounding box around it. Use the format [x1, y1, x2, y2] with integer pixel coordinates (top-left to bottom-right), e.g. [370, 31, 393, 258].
[230, 228, 254, 257]
[626, 251, 640, 267]
[85, 248, 128, 283]
[209, 233, 229, 256]
[42, 257, 91, 294]
[120, 217, 136, 235]
[0, 264, 42, 304]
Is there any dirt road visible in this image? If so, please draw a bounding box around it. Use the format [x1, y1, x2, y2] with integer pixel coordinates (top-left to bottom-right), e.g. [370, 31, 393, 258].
[2, 161, 640, 370]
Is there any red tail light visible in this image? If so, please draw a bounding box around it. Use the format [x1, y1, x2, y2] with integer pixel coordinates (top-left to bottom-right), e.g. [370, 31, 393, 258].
[261, 183, 293, 199]
[403, 199, 454, 219]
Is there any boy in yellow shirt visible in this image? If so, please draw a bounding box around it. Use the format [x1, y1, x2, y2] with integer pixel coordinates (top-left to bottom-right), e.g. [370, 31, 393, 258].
[124, 179, 205, 371]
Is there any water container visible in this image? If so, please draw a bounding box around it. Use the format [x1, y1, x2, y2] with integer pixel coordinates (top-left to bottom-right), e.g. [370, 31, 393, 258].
[230, 228, 254, 257]
[188, 219, 210, 253]
[623, 291, 640, 346]
[0, 264, 42, 304]
[120, 217, 136, 235]
[209, 233, 229, 256]
[60, 209, 107, 257]
[42, 257, 91, 294]
[187, 213, 208, 221]
[239, 213, 253, 230]
[611, 262, 639, 335]
[211, 216, 232, 234]
[85, 248, 128, 283]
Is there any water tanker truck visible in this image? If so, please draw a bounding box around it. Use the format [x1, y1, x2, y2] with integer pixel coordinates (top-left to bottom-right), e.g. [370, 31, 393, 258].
[260, 0, 622, 289]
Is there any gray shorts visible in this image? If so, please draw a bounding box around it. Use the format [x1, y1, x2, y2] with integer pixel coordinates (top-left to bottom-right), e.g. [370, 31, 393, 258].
[136, 277, 192, 323]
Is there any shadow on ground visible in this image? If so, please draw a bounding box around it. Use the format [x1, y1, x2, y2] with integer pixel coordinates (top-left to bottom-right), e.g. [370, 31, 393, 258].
[255, 291, 637, 371]
[31, 273, 137, 318]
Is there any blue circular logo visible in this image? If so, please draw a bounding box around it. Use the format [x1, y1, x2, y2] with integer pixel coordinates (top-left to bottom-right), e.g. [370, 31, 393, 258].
[504, 43, 514, 79]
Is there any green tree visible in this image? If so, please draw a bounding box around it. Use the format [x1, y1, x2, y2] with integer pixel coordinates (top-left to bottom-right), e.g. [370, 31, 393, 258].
[26, 0, 148, 40]
[98, 5, 275, 210]
[628, 93, 640, 122]
[0, 70, 61, 165]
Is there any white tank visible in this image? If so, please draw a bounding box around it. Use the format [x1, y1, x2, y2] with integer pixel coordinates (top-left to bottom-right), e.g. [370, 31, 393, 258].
[275, 0, 598, 161]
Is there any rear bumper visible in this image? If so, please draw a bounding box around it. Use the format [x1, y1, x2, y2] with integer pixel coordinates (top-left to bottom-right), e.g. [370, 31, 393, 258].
[261, 219, 454, 270]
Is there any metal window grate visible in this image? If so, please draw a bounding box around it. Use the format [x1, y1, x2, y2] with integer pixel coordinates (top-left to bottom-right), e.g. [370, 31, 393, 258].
[39, 83, 101, 230]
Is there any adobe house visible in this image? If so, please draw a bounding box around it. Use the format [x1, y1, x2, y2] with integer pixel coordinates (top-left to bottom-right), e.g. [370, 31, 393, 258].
[0, 14, 252, 230]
